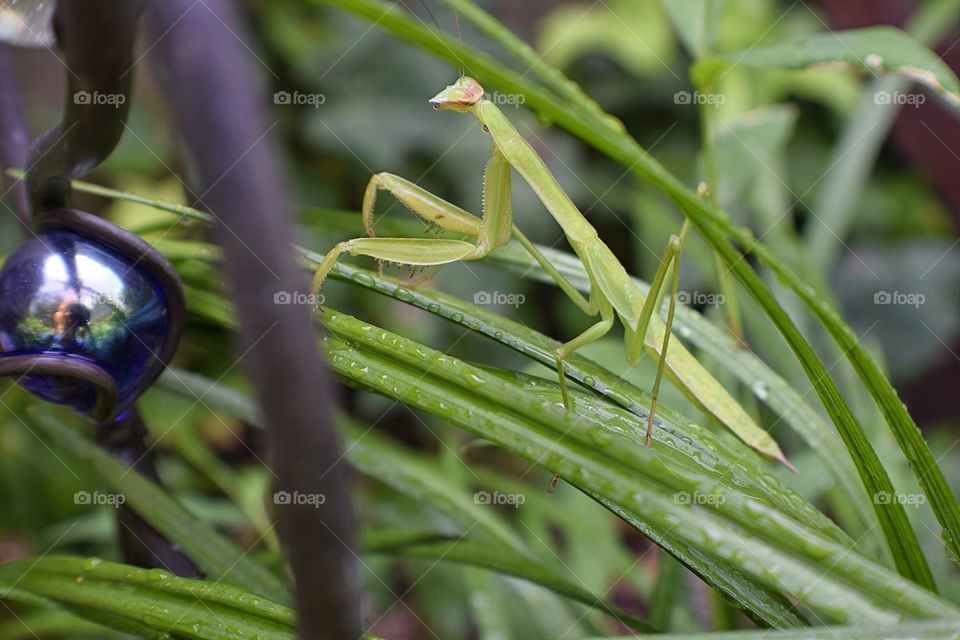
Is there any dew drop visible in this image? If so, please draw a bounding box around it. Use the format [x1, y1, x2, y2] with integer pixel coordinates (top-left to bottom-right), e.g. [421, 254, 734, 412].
[353, 272, 375, 287]
[591, 428, 614, 447]
[83, 558, 103, 571]
[461, 370, 487, 388]
[751, 380, 769, 401]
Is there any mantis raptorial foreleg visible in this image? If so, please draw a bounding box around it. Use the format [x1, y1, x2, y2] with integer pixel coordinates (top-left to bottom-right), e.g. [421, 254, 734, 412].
[319, 162, 602, 323]
[313, 76, 791, 470]
[312, 150, 514, 293]
[361, 173, 483, 246]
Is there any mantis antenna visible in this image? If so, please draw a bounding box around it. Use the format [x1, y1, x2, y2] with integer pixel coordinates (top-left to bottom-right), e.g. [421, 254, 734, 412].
[412, 0, 466, 78]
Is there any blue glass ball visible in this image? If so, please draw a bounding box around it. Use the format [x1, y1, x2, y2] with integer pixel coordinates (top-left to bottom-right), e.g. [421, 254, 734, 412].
[0, 230, 171, 415]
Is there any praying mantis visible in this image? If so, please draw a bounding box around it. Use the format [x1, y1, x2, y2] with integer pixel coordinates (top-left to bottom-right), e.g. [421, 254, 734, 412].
[312, 76, 790, 469]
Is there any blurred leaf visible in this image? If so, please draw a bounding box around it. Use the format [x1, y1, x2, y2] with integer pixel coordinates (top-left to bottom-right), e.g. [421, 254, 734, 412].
[694, 27, 960, 110]
[466, 569, 515, 640]
[711, 104, 798, 209]
[0, 556, 293, 639]
[834, 240, 960, 381]
[25, 410, 288, 603]
[583, 620, 960, 640]
[805, 0, 960, 269]
[0, 610, 126, 639]
[160, 370, 655, 631]
[804, 75, 903, 268]
[363, 528, 651, 631]
[658, 0, 725, 57]
[537, 0, 676, 78]
[648, 552, 684, 630]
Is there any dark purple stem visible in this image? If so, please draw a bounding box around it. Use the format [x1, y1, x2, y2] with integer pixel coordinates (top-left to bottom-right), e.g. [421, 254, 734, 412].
[0, 44, 30, 227]
[26, 1, 146, 211]
[95, 410, 201, 578]
[143, 1, 361, 637]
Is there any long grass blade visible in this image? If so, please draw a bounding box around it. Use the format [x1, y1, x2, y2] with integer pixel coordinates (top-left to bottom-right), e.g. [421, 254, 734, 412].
[23, 409, 288, 603]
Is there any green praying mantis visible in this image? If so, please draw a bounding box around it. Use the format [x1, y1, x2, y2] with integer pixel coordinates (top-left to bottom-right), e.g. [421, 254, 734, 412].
[312, 76, 790, 470]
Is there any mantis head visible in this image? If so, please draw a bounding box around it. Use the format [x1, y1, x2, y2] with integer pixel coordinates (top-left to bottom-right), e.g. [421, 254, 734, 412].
[429, 76, 484, 112]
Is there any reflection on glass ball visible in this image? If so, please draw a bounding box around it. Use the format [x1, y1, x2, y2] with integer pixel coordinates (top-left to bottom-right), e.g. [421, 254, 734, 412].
[0, 230, 170, 415]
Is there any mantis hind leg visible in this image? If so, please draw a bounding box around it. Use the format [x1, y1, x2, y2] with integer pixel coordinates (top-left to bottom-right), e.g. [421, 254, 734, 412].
[643, 244, 682, 447]
[623, 222, 689, 446]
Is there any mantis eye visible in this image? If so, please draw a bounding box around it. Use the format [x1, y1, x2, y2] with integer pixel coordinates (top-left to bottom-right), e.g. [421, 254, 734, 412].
[481, 124, 490, 133]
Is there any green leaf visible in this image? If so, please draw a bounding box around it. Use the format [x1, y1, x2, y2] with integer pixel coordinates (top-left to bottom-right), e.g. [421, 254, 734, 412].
[319, 309, 958, 623]
[159, 370, 654, 631]
[362, 528, 653, 631]
[693, 26, 960, 110]
[307, 208, 881, 551]
[50, 179, 917, 624]
[536, 0, 675, 79]
[658, 0, 725, 57]
[805, 0, 960, 269]
[0, 556, 294, 640]
[0, 610, 125, 639]
[465, 569, 515, 640]
[712, 105, 798, 209]
[648, 552, 684, 630]
[24, 409, 288, 603]
[165, 311, 924, 624]
[582, 620, 960, 640]
[50, 179, 880, 554]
